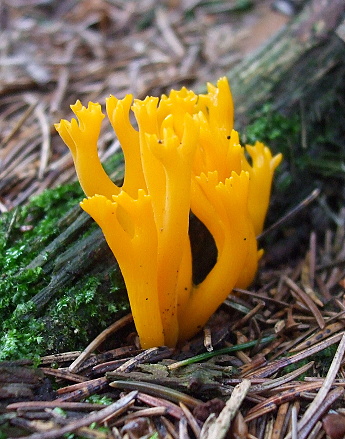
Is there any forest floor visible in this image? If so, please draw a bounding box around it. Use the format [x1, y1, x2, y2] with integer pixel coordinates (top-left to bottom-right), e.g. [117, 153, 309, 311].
[1, 1, 345, 439]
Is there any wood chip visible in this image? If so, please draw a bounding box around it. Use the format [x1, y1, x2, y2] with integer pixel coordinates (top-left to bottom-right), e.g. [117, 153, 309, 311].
[203, 380, 251, 439]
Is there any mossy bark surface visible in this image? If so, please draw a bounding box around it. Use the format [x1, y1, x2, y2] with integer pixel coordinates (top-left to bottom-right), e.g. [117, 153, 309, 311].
[0, 157, 129, 361]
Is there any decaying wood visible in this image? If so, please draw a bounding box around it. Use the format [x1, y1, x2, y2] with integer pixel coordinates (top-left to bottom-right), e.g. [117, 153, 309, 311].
[229, 0, 345, 124]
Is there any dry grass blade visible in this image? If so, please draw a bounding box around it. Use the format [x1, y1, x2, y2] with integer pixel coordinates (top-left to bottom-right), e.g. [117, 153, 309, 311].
[109, 380, 201, 409]
[39, 367, 88, 383]
[231, 300, 265, 330]
[56, 377, 108, 396]
[179, 416, 189, 439]
[55, 377, 109, 402]
[161, 416, 180, 439]
[180, 402, 201, 438]
[155, 7, 185, 57]
[68, 314, 133, 373]
[291, 404, 298, 439]
[38, 352, 82, 366]
[203, 327, 213, 352]
[0, 0, 293, 209]
[122, 406, 167, 421]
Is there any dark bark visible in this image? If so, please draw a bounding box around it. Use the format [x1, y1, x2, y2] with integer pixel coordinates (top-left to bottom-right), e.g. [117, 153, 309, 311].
[229, 0, 345, 125]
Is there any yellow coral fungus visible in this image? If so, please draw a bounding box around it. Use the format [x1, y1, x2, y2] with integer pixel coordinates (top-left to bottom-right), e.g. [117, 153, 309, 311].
[55, 77, 282, 348]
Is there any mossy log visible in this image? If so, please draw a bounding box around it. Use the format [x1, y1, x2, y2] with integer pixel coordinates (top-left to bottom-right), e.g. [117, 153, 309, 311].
[2, 0, 344, 359]
[229, 0, 345, 125]
[229, 0, 345, 242]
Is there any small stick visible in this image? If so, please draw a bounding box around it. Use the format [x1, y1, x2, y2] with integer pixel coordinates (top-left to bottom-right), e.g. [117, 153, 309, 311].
[180, 402, 201, 438]
[257, 188, 320, 240]
[204, 327, 213, 352]
[110, 380, 201, 409]
[206, 380, 251, 439]
[283, 276, 325, 329]
[309, 231, 317, 289]
[114, 346, 172, 373]
[271, 402, 289, 439]
[291, 404, 298, 439]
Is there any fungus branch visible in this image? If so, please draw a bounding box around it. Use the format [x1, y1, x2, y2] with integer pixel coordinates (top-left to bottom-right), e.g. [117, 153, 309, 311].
[56, 77, 282, 348]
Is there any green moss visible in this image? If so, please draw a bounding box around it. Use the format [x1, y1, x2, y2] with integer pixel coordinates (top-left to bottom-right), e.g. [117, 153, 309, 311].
[243, 103, 300, 146]
[33, 280, 128, 357]
[85, 394, 115, 405]
[281, 344, 338, 380]
[243, 101, 344, 190]
[280, 359, 309, 380]
[242, 101, 345, 244]
[241, 104, 300, 200]
[0, 174, 129, 361]
[0, 184, 83, 325]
